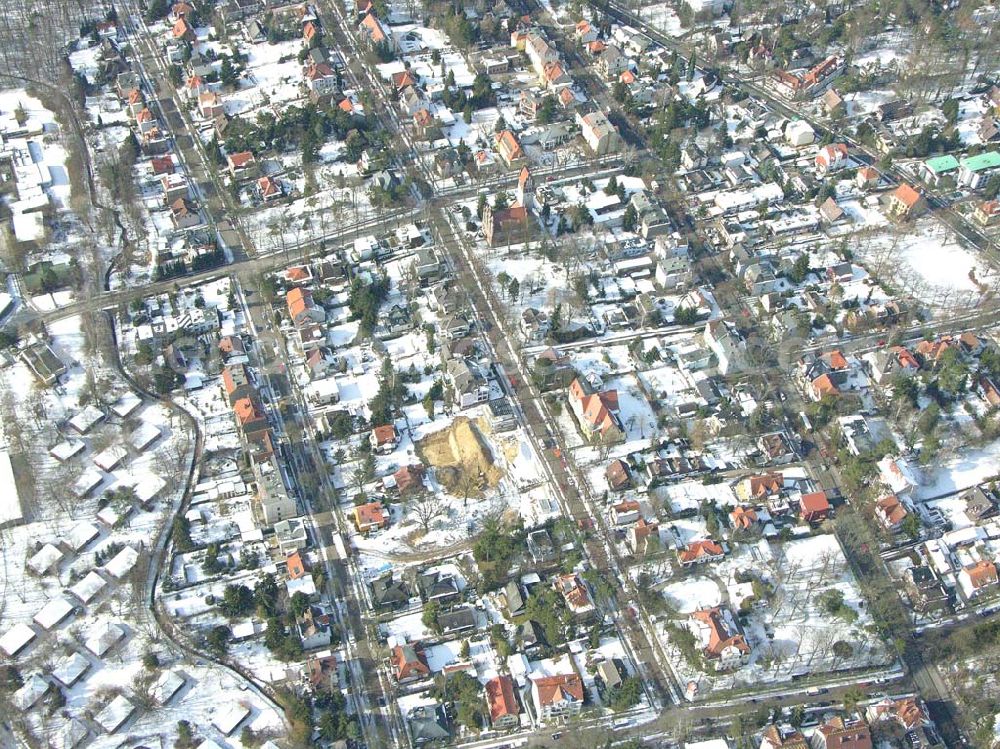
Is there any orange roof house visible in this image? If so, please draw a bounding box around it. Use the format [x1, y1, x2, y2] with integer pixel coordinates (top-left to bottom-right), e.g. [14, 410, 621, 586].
[286, 551, 308, 579]
[875, 495, 908, 530]
[799, 491, 831, 522]
[813, 716, 873, 749]
[391, 644, 429, 682]
[531, 673, 584, 717]
[353, 501, 389, 533]
[533, 674, 584, 704]
[821, 350, 849, 370]
[495, 130, 525, 167]
[739, 472, 784, 501]
[233, 396, 267, 438]
[760, 724, 809, 749]
[285, 266, 311, 282]
[856, 165, 880, 188]
[359, 12, 390, 46]
[690, 607, 750, 668]
[370, 424, 398, 452]
[286, 287, 325, 325]
[678, 539, 724, 566]
[227, 150, 257, 178]
[303, 21, 317, 41]
[258, 176, 281, 201]
[962, 559, 998, 593]
[568, 378, 622, 441]
[485, 675, 520, 728]
[628, 518, 660, 554]
[151, 154, 176, 175]
[888, 183, 926, 218]
[729, 506, 758, 530]
[172, 17, 195, 41]
[810, 373, 841, 399]
[554, 573, 594, 613]
[391, 70, 418, 89]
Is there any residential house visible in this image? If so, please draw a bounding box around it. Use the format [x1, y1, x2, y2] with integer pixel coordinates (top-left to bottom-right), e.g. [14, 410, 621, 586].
[417, 570, 461, 606]
[597, 45, 628, 80]
[574, 19, 598, 44]
[486, 675, 520, 730]
[542, 61, 571, 89]
[974, 200, 1000, 226]
[370, 424, 398, 453]
[605, 459, 632, 491]
[866, 346, 919, 385]
[736, 473, 784, 503]
[856, 166, 880, 190]
[227, 151, 258, 180]
[170, 198, 201, 229]
[391, 644, 430, 683]
[554, 573, 595, 616]
[438, 606, 477, 634]
[611, 499, 641, 526]
[446, 358, 490, 409]
[815, 143, 848, 175]
[371, 573, 409, 610]
[198, 91, 224, 119]
[482, 202, 529, 246]
[407, 704, 449, 745]
[689, 606, 751, 670]
[729, 506, 758, 531]
[393, 464, 426, 495]
[963, 485, 997, 521]
[531, 673, 584, 720]
[628, 518, 660, 554]
[887, 183, 927, 219]
[799, 491, 831, 523]
[959, 559, 998, 599]
[811, 717, 872, 749]
[866, 698, 941, 748]
[678, 539, 725, 566]
[576, 110, 621, 155]
[503, 580, 526, 617]
[297, 607, 332, 650]
[359, 12, 394, 50]
[257, 176, 281, 202]
[704, 320, 746, 375]
[353, 502, 389, 534]
[305, 62, 339, 96]
[495, 130, 526, 168]
[287, 287, 326, 326]
[875, 494, 908, 532]
[567, 377, 623, 442]
[760, 724, 808, 749]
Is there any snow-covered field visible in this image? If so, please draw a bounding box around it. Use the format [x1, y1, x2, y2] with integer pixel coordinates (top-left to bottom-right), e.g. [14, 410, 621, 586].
[861, 221, 996, 308]
[659, 535, 893, 696]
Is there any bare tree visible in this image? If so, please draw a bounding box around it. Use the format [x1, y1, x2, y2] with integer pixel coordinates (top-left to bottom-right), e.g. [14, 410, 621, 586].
[407, 492, 447, 533]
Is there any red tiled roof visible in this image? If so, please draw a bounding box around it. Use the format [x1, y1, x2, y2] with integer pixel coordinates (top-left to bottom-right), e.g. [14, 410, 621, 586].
[691, 607, 750, 658]
[533, 673, 584, 706]
[486, 675, 519, 721]
[892, 183, 923, 208]
[678, 539, 723, 563]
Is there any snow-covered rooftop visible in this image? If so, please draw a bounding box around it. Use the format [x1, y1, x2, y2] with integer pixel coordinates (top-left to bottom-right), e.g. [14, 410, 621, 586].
[0, 622, 37, 657]
[33, 596, 75, 629]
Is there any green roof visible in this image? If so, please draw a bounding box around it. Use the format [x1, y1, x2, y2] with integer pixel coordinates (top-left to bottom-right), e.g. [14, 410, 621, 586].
[924, 155, 959, 173]
[960, 151, 1000, 172]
